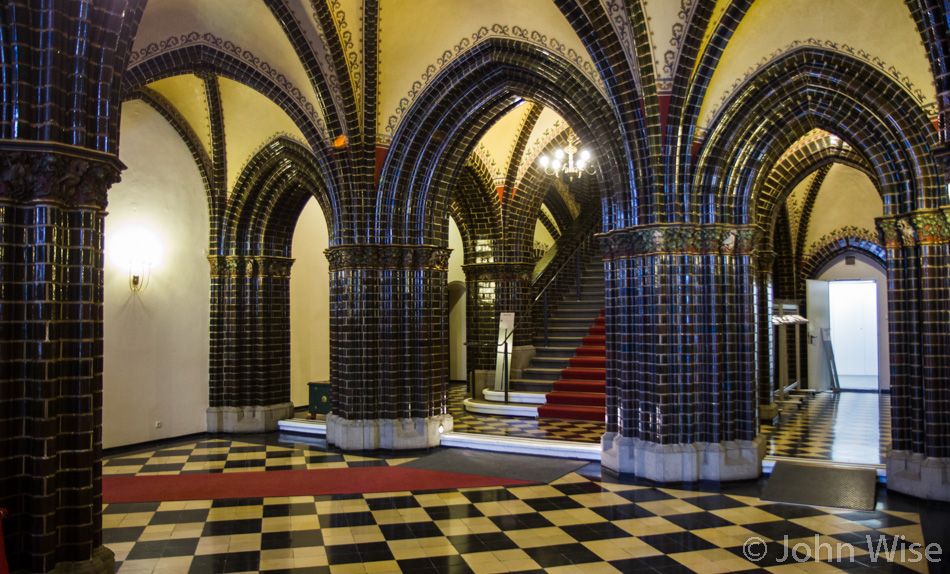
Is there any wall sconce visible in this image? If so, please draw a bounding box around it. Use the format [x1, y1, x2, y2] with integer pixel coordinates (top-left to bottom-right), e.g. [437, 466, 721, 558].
[108, 224, 164, 293]
[129, 260, 151, 292]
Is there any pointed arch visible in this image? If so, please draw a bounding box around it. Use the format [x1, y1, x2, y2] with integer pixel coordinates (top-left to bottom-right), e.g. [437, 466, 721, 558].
[695, 48, 943, 224]
[377, 38, 634, 244]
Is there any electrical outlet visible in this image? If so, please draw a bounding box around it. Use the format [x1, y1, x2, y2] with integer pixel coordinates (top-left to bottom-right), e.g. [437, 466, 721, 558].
[155, 421, 162, 429]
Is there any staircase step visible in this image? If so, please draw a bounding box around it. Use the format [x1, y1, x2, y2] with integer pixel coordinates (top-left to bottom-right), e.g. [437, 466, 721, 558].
[544, 392, 605, 407]
[553, 380, 606, 393]
[533, 336, 584, 347]
[534, 347, 583, 359]
[509, 380, 554, 393]
[560, 368, 606, 380]
[594, 316, 605, 326]
[575, 346, 605, 357]
[537, 404, 605, 422]
[554, 308, 605, 319]
[548, 317, 597, 328]
[568, 356, 605, 369]
[521, 368, 564, 382]
[528, 357, 571, 370]
[582, 336, 605, 345]
[546, 327, 596, 338]
[588, 325, 605, 336]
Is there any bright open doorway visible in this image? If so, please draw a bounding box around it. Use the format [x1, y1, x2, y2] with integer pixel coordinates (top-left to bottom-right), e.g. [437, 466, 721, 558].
[828, 280, 879, 390]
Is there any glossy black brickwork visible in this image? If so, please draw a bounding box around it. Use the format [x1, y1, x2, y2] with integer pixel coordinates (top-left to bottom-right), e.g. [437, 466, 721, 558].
[879, 210, 950, 458]
[325, 246, 451, 420]
[0, 2, 145, 569]
[601, 226, 758, 443]
[0, 150, 121, 573]
[3, 12, 950, 574]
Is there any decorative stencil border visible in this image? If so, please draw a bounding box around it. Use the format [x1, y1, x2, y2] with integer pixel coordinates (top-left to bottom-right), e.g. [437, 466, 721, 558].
[129, 32, 327, 140]
[472, 143, 503, 186]
[282, 0, 344, 133]
[701, 39, 939, 131]
[806, 225, 881, 258]
[643, 0, 696, 91]
[318, 0, 362, 118]
[384, 24, 607, 136]
[604, 0, 641, 88]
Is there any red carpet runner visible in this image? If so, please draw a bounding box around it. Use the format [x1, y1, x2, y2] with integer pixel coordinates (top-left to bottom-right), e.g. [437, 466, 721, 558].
[103, 467, 534, 503]
[537, 311, 606, 422]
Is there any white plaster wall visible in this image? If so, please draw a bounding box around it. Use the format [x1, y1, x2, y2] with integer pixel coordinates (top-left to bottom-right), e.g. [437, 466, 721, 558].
[817, 255, 890, 390]
[448, 218, 467, 381]
[103, 101, 211, 448]
[290, 198, 331, 408]
[806, 164, 883, 247]
[534, 218, 555, 253]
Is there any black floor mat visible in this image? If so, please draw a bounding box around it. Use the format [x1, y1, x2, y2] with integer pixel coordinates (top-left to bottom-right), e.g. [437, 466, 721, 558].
[399, 448, 588, 483]
[762, 462, 877, 511]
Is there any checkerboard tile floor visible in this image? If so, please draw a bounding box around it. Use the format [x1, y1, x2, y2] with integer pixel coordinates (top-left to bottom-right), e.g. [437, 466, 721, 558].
[104, 437, 931, 573]
[761, 392, 891, 465]
[448, 384, 890, 467]
[448, 384, 605, 443]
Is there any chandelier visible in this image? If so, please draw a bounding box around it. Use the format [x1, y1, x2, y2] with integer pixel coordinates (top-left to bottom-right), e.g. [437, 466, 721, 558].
[538, 132, 595, 181]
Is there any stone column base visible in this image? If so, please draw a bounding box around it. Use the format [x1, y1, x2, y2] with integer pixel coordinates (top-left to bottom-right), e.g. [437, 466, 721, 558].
[509, 345, 536, 380]
[471, 370, 494, 399]
[49, 546, 115, 574]
[886, 450, 950, 501]
[759, 403, 779, 423]
[206, 403, 295, 433]
[326, 414, 453, 450]
[601, 433, 767, 483]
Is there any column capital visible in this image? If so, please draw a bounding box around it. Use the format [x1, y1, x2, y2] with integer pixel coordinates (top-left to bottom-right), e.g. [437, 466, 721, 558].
[598, 224, 757, 258]
[324, 244, 450, 271]
[208, 255, 295, 278]
[462, 261, 535, 282]
[877, 208, 950, 248]
[0, 146, 123, 209]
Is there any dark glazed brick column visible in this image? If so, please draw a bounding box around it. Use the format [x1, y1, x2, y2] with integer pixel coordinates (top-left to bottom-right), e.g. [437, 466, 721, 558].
[324, 244, 453, 450]
[600, 225, 765, 483]
[207, 256, 295, 433]
[755, 250, 776, 422]
[0, 150, 120, 573]
[462, 262, 535, 396]
[880, 210, 950, 500]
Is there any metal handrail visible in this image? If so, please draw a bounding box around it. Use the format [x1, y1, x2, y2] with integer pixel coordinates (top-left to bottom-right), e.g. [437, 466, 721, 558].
[492, 223, 599, 402]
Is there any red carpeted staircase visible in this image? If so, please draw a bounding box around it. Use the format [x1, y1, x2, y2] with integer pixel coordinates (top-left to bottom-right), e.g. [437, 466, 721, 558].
[537, 311, 606, 421]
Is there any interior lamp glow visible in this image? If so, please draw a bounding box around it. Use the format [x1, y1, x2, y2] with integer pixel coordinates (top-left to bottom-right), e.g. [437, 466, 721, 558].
[537, 132, 596, 181]
[108, 224, 164, 292]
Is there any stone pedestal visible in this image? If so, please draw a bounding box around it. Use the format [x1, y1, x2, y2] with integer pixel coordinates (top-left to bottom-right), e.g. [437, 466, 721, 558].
[602, 433, 767, 483]
[206, 403, 295, 433]
[326, 414, 453, 450]
[886, 450, 950, 501]
[49, 547, 115, 574]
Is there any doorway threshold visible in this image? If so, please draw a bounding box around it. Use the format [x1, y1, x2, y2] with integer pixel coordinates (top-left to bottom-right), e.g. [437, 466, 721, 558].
[763, 455, 885, 480]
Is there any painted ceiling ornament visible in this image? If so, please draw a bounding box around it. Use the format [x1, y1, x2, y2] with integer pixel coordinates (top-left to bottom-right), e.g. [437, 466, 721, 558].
[702, 40, 937, 130]
[386, 26, 606, 135]
[130, 32, 326, 140]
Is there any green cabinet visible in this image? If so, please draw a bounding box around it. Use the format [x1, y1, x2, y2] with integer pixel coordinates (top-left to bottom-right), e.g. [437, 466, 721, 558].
[308, 382, 331, 416]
